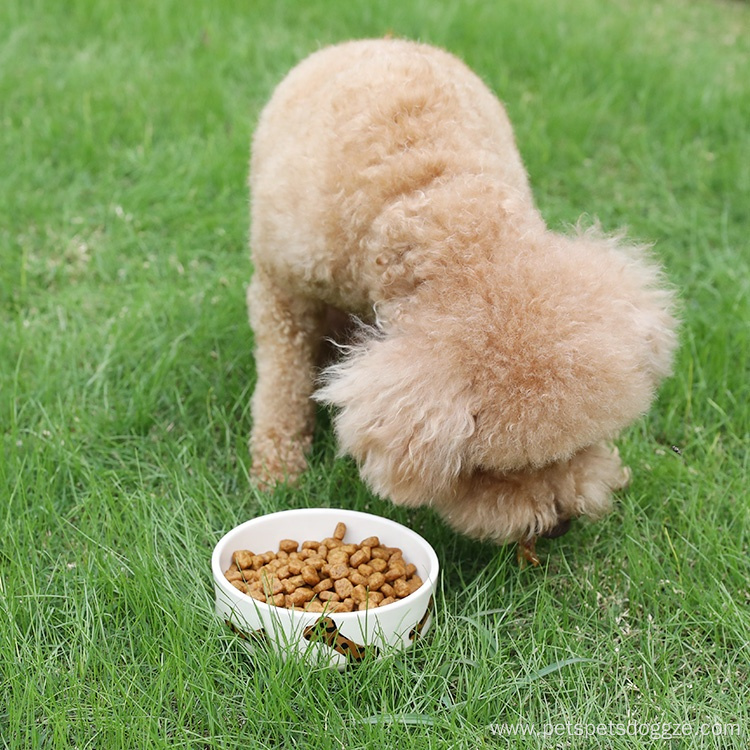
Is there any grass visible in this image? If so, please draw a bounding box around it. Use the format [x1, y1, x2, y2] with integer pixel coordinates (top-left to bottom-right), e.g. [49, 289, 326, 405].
[1, 0, 748, 747]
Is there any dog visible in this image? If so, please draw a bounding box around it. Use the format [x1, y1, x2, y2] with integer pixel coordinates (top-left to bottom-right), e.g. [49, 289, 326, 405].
[246, 39, 678, 563]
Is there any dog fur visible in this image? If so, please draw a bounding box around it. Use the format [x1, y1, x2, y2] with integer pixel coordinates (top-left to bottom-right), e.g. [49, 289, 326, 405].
[247, 39, 678, 547]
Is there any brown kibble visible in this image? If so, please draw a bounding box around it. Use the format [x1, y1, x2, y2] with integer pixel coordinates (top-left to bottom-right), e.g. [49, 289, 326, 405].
[368, 572, 386, 591]
[254, 564, 271, 581]
[289, 587, 315, 606]
[255, 567, 269, 584]
[327, 549, 349, 566]
[380, 582, 395, 598]
[334, 578, 354, 599]
[233, 554, 251, 570]
[349, 572, 367, 586]
[312, 577, 333, 593]
[349, 548, 369, 567]
[283, 575, 305, 594]
[228, 529, 424, 611]
[301, 566, 321, 586]
[329, 563, 350, 580]
[393, 578, 411, 598]
[233, 550, 254, 569]
[384, 563, 406, 582]
[305, 556, 325, 571]
[369, 558, 387, 573]
[365, 591, 385, 607]
[260, 573, 283, 596]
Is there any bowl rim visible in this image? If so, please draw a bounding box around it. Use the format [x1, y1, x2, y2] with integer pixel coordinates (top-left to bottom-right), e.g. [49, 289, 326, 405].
[212, 507, 440, 620]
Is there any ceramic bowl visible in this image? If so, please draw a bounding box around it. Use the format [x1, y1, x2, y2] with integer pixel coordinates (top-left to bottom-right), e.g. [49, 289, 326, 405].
[212, 508, 439, 668]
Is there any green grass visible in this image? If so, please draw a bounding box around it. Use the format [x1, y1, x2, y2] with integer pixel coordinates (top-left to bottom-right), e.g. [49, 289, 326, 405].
[1, 0, 748, 747]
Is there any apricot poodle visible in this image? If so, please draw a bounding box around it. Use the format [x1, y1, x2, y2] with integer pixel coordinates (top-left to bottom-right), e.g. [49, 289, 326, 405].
[247, 39, 678, 562]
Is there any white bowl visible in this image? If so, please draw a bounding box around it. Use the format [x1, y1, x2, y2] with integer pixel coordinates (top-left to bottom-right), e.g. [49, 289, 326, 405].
[212, 508, 439, 668]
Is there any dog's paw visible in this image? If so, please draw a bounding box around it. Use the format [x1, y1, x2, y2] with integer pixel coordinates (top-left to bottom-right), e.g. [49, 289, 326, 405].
[249, 431, 310, 488]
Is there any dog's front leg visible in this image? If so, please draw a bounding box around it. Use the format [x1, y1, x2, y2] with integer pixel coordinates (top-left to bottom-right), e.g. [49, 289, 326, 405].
[247, 269, 325, 486]
[516, 537, 540, 568]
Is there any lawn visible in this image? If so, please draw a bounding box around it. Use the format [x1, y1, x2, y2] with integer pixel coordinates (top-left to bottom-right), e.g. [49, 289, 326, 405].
[1, 0, 748, 747]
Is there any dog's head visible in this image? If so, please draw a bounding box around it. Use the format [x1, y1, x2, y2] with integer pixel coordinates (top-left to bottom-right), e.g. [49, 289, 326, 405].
[314, 229, 677, 510]
[314, 327, 592, 510]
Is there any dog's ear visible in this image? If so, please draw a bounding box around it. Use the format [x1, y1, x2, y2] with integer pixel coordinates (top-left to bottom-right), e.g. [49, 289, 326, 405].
[314, 334, 475, 507]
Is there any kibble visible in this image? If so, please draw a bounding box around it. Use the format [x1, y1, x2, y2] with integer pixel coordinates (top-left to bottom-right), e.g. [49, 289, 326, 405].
[329, 563, 350, 580]
[301, 566, 320, 586]
[334, 577, 354, 599]
[279, 539, 298, 553]
[225, 523, 424, 611]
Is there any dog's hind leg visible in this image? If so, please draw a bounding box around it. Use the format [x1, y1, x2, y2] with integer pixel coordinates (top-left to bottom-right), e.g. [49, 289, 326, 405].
[247, 268, 326, 486]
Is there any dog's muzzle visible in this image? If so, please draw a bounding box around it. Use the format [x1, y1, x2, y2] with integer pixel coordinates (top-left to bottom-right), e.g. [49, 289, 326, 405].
[540, 517, 572, 539]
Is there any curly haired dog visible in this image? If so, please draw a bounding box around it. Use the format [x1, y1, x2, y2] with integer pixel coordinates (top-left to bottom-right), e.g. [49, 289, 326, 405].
[247, 39, 678, 562]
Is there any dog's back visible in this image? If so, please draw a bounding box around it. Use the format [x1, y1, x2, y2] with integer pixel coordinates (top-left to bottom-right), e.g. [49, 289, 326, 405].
[250, 39, 533, 313]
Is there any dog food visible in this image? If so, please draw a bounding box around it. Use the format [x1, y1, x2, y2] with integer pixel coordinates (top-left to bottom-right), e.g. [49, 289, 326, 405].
[224, 523, 423, 612]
